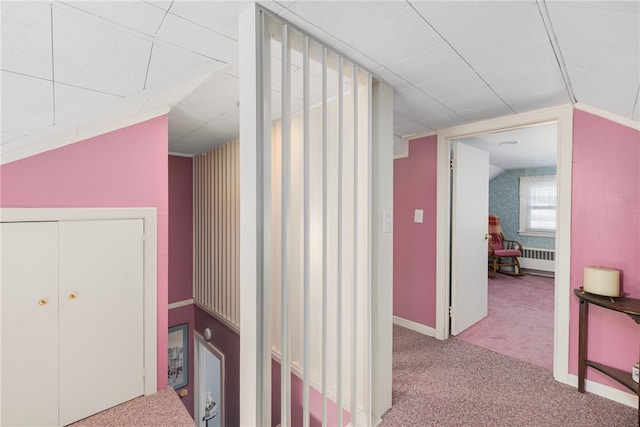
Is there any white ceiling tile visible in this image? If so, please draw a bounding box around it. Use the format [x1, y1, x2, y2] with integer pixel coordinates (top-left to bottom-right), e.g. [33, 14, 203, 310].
[52, 7, 150, 96]
[57, 1, 166, 37]
[54, 83, 123, 125]
[172, 93, 238, 124]
[410, 1, 535, 40]
[488, 69, 569, 111]
[331, 42, 381, 73]
[170, 110, 239, 154]
[1, 71, 54, 135]
[1, 131, 24, 146]
[472, 44, 560, 85]
[143, 1, 173, 11]
[145, 42, 218, 89]
[197, 72, 239, 102]
[393, 113, 433, 137]
[437, 86, 505, 112]
[1, 2, 52, 79]
[415, 67, 487, 101]
[568, 66, 638, 118]
[168, 114, 206, 142]
[373, 67, 411, 90]
[548, 2, 639, 57]
[168, 1, 250, 40]
[447, 5, 549, 65]
[394, 87, 464, 128]
[562, 47, 639, 86]
[455, 103, 515, 123]
[508, 88, 570, 114]
[387, 42, 467, 86]
[347, 6, 442, 67]
[286, 1, 407, 42]
[259, 1, 289, 16]
[155, 13, 237, 63]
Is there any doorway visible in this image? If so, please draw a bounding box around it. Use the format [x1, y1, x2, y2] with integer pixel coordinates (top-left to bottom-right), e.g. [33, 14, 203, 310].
[194, 333, 225, 427]
[434, 105, 574, 384]
[452, 122, 558, 370]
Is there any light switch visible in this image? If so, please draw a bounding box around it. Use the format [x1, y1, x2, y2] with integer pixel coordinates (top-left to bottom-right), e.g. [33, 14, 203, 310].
[414, 209, 424, 223]
[383, 210, 393, 233]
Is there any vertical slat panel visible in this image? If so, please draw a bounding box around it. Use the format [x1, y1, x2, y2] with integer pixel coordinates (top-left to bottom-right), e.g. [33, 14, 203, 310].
[336, 55, 344, 427]
[366, 73, 373, 427]
[302, 34, 311, 427]
[280, 22, 291, 427]
[193, 140, 241, 328]
[351, 64, 359, 426]
[222, 144, 227, 319]
[321, 45, 329, 427]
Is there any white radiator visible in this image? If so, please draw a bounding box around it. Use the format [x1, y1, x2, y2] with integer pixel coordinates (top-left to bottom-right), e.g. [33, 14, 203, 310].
[520, 247, 555, 273]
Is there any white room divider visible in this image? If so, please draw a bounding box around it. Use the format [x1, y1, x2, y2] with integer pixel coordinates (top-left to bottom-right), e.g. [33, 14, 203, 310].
[239, 5, 392, 427]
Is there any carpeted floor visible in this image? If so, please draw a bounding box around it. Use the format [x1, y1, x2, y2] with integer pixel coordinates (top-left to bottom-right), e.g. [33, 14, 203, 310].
[456, 272, 554, 371]
[380, 325, 637, 426]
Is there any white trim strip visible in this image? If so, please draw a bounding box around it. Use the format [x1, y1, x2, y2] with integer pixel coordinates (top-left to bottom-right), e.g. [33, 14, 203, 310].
[168, 152, 194, 158]
[167, 299, 194, 310]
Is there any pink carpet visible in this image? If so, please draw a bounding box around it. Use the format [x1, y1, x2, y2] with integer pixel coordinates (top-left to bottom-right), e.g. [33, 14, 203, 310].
[455, 272, 554, 370]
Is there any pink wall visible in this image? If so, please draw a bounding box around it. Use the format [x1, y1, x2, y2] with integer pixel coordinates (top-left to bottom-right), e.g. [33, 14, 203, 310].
[393, 135, 438, 327]
[568, 109, 640, 390]
[0, 115, 170, 389]
[168, 155, 195, 416]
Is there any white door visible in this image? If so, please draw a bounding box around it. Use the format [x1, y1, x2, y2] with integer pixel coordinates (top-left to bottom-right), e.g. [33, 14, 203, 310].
[1, 222, 60, 427]
[450, 142, 489, 335]
[58, 219, 145, 425]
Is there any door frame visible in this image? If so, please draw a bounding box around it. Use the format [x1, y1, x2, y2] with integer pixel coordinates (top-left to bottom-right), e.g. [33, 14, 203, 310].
[0, 207, 158, 394]
[435, 104, 573, 384]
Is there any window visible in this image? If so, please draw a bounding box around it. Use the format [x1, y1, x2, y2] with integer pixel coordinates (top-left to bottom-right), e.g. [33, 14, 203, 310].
[519, 175, 556, 236]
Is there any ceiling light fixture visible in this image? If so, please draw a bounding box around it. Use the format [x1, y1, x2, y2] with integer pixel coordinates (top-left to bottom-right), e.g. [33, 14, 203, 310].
[498, 140, 519, 145]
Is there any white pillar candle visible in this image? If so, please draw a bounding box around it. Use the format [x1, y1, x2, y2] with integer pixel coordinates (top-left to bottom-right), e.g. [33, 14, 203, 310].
[583, 266, 620, 297]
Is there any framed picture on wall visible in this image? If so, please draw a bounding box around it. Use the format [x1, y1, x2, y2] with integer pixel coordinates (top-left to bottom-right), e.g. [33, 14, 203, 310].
[168, 323, 188, 389]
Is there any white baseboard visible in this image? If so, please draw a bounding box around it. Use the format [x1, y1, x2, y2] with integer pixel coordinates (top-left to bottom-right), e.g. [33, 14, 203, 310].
[567, 374, 638, 408]
[393, 316, 436, 337]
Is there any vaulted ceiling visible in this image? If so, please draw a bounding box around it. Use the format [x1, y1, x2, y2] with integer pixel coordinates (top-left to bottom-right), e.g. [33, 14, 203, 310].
[1, 1, 638, 162]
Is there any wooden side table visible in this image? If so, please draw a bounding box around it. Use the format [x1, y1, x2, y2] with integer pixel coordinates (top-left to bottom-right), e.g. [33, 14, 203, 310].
[574, 288, 640, 425]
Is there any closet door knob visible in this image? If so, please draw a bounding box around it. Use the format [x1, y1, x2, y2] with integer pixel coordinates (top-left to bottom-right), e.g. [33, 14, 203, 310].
[38, 299, 48, 306]
[68, 293, 77, 300]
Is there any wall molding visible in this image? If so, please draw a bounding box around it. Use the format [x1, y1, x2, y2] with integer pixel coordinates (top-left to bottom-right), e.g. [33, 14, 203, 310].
[566, 374, 638, 408]
[168, 152, 194, 158]
[574, 103, 640, 131]
[168, 299, 194, 310]
[406, 130, 438, 141]
[393, 316, 436, 337]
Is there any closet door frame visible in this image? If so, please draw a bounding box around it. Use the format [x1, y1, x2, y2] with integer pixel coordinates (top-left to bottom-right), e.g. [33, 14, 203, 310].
[0, 207, 158, 395]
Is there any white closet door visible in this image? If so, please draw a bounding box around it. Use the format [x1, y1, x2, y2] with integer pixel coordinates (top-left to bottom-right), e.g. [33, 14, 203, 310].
[58, 219, 145, 425]
[1, 222, 60, 427]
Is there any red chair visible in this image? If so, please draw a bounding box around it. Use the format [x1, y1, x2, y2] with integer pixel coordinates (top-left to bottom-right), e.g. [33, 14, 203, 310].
[488, 214, 523, 279]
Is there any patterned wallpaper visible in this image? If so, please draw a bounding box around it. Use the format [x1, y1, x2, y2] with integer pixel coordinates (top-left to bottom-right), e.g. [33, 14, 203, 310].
[489, 166, 556, 250]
